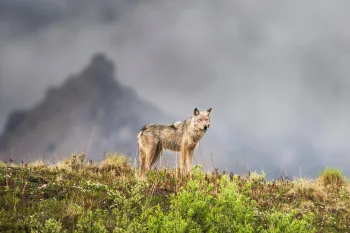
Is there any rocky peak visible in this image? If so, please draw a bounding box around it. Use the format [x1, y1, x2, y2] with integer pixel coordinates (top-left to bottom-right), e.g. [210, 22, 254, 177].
[80, 52, 116, 84]
[0, 53, 167, 162]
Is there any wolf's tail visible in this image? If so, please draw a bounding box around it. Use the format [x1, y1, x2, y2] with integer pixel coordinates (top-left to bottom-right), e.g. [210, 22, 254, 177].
[137, 126, 147, 169]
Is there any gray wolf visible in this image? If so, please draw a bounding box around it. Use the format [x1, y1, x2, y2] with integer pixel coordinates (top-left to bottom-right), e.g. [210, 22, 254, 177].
[137, 108, 212, 175]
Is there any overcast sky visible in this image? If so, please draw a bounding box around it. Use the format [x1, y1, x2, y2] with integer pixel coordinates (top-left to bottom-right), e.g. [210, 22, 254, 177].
[1, 0, 350, 176]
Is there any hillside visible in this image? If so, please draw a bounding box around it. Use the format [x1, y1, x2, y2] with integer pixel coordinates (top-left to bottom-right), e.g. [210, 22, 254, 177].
[0, 53, 168, 162]
[0, 154, 349, 232]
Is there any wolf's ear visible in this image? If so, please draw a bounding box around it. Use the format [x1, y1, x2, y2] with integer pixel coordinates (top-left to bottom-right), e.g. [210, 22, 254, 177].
[193, 108, 200, 116]
[207, 108, 212, 115]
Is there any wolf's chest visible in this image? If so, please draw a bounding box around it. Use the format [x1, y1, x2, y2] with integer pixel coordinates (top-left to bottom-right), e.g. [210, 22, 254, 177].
[184, 132, 204, 146]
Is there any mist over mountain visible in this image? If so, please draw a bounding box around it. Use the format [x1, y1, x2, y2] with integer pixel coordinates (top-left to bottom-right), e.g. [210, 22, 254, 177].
[0, 53, 169, 162]
[1, 0, 350, 178]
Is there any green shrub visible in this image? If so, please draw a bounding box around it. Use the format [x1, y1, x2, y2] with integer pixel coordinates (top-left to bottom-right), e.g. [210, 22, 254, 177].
[74, 209, 108, 233]
[209, 175, 257, 232]
[29, 215, 66, 233]
[144, 166, 257, 232]
[263, 211, 316, 233]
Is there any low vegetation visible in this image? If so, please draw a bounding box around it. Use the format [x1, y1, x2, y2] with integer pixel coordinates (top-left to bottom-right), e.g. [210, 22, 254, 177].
[0, 153, 349, 232]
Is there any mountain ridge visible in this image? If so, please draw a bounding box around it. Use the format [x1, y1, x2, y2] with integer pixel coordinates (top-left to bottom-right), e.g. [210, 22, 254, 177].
[0, 53, 169, 162]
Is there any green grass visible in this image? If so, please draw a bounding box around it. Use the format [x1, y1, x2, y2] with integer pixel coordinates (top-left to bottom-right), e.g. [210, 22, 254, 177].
[0, 153, 349, 232]
[320, 168, 346, 190]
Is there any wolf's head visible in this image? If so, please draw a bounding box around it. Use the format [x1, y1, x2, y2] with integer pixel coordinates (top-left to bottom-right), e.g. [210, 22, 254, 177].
[191, 108, 212, 132]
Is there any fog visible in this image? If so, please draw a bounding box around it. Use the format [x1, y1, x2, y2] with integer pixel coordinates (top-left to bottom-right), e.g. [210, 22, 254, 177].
[1, 0, 350, 176]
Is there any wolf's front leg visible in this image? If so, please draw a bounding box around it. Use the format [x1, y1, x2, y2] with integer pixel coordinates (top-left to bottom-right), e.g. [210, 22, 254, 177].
[180, 147, 187, 175]
[186, 149, 195, 175]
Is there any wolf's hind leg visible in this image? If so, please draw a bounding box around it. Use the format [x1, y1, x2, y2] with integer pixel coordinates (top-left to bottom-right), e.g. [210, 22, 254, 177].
[144, 144, 157, 170]
[149, 143, 163, 168]
[138, 147, 146, 175]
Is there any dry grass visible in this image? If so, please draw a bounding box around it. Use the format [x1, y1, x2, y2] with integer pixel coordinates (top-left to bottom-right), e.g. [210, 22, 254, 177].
[0, 155, 349, 232]
[28, 159, 49, 168]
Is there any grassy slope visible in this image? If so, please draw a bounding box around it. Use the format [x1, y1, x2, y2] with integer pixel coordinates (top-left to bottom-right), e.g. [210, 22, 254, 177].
[0, 153, 349, 233]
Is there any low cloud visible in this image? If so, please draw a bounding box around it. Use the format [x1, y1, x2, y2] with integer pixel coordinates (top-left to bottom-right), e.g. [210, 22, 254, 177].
[1, 0, 350, 176]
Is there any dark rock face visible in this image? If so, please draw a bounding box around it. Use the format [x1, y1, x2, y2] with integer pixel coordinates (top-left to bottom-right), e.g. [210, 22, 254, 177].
[0, 53, 168, 162]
